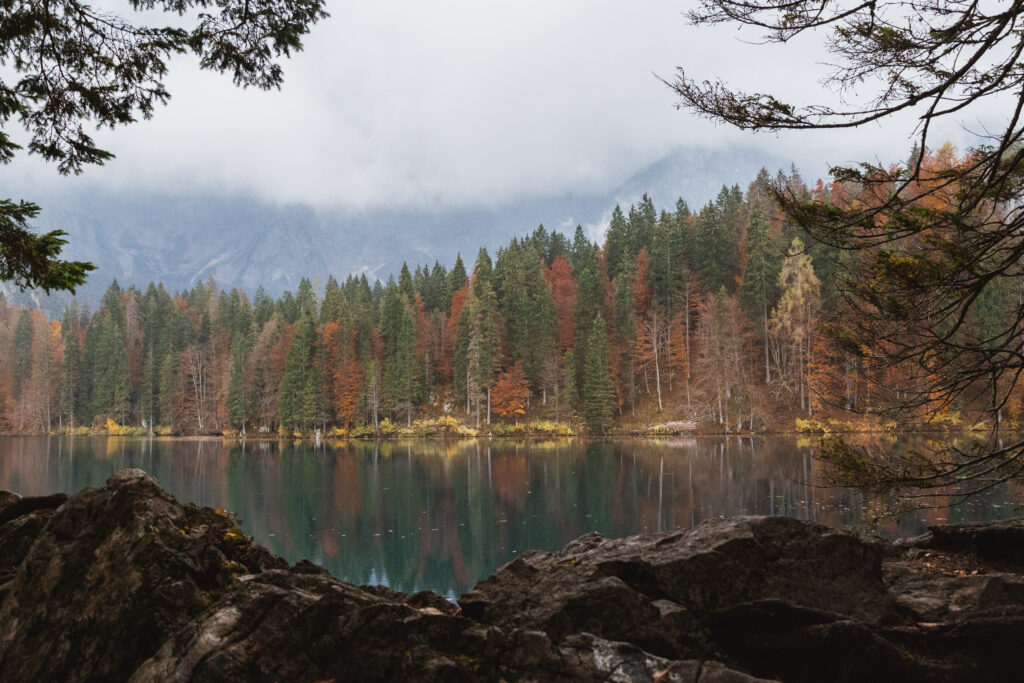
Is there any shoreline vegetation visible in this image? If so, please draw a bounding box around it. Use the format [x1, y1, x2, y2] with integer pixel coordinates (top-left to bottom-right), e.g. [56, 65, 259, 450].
[4, 153, 1018, 449]
[2, 411, 1005, 441]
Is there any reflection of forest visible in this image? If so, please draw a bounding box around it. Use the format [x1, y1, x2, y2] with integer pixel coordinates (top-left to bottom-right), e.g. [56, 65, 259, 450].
[1, 436, 1020, 598]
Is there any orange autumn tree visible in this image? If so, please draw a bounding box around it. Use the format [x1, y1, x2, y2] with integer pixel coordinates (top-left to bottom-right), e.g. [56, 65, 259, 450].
[544, 255, 576, 351]
[491, 363, 529, 423]
[322, 321, 362, 429]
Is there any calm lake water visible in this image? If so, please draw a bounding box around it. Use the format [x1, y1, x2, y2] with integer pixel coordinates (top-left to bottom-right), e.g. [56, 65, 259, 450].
[1, 435, 1020, 598]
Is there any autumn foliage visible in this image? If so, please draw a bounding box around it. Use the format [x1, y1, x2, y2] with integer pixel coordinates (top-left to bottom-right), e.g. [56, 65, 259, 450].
[0, 154, 1004, 435]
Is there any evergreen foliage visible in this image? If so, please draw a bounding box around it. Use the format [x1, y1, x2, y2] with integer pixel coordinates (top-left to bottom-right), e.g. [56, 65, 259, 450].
[0, 0, 327, 291]
[11, 165, 989, 437]
[583, 315, 615, 433]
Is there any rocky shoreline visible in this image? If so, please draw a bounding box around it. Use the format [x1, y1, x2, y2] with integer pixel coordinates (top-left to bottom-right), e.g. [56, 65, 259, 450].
[2, 470, 1022, 681]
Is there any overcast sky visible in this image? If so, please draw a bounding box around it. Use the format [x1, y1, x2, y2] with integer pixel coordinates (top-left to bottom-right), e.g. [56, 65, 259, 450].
[2, 0, 1001, 210]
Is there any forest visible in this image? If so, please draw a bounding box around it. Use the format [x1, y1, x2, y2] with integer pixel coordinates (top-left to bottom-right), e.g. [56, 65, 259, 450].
[1, 146, 1013, 437]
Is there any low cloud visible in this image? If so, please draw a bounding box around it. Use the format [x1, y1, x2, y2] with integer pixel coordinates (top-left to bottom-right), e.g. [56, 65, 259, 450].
[1, 0, 1003, 209]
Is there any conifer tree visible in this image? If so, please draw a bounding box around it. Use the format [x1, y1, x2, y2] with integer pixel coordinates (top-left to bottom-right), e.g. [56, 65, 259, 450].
[300, 364, 329, 432]
[695, 201, 736, 293]
[12, 309, 33, 399]
[561, 349, 578, 415]
[279, 313, 316, 431]
[321, 276, 343, 323]
[226, 333, 252, 432]
[448, 254, 468, 300]
[583, 315, 615, 433]
[574, 265, 603, 390]
[398, 263, 415, 300]
[468, 279, 499, 426]
[253, 286, 275, 328]
[157, 349, 181, 431]
[92, 317, 130, 424]
[428, 261, 449, 312]
[295, 277, 317, 318]
[472, 248, 493, 297]
[739, 206, 781, 383]
[571, 225, 597, 274]
[59, 304, 81, 429]
[388, 304, 417, 426]
[604, 205, 629, 279]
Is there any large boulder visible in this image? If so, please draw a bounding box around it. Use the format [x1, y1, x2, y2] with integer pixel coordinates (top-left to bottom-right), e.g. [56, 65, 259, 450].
[0, 470, 285, 682]
[1, 470, 1023, 681]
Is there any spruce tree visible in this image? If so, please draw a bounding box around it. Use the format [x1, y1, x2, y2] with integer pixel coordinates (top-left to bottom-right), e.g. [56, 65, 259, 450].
[604, 205, 629, 279]
[428, 261, 449, 312]
[279, 313, 316, 432]
[448, 253, 468, 298]
[468, 280, 499, 426]
[253, 286, 275, 327]
[472, 248, 493, 297]
[695, 201, 736, 293]
[296, 277, 316, 318]
[398, 263, 415, 300]
[59, 304, 80, 428]
[226, 333, 252, 432]
[322, 276, 343, 322]
[158, 349, 180, 431]
[300, 365, 329, 432]
[583, 315, 615, 433]
[739, 206, 781, 382]
[12, 309, 33, 399]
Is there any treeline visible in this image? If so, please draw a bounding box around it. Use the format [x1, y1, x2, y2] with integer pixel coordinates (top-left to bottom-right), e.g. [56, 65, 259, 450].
[3, 154, 1009, 436]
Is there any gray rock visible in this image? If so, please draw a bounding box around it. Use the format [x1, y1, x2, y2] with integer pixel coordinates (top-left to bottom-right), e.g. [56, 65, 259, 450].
[2, 470, 1023, 682]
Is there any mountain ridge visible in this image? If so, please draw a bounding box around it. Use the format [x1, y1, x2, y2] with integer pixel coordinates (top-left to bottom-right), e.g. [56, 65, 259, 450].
[2, 144, 790, 312]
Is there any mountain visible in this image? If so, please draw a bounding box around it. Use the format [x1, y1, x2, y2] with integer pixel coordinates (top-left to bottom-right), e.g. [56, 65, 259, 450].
[1, 145, 789, 312]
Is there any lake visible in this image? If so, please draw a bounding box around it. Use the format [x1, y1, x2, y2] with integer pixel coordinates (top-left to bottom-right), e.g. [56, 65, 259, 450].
[1, 435, 1019, 599]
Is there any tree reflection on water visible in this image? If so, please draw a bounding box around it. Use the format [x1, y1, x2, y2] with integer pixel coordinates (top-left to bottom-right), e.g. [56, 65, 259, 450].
[0, 436, 1018, 598]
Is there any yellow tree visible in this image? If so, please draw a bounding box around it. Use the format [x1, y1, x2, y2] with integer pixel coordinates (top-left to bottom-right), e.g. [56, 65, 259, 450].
[770, 237, 822, 414]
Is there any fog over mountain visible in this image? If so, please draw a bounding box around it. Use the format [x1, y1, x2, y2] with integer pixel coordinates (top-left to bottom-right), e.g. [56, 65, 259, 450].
[3, 145, 788, 313]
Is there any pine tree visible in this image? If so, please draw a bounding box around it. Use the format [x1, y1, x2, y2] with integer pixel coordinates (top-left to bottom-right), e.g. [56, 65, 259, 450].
[472, 248, 493, 298]
[158, 349, 181, 431]
[398, 262, 415, 300]
[226, 332, 252, 432]
[448, 253, 468, 300]
[253, 285, 275, 327]
[604, 204, 629, 279]
[561, 349, 578, 416]
[583, 315, 615, 433]
[300, 364, 329, 432]
[468, 280, 499, 426]
[321, 275, 343, 322]
[428, 261, 449, 312]
[12, 309, 33, 399]
[739, 206, 781, 383]
[389, 304, 417, 426]
[279, 313, 316, 432]
[91, 317, 129, 424]
[59, 304, 80, 429]
[574, 265, 602, 390]
[296, 277, 317, 318]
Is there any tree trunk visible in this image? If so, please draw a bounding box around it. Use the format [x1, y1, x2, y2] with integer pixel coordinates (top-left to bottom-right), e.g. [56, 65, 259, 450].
[762, 282, 771, 384]
[654, 348, 662, 412]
